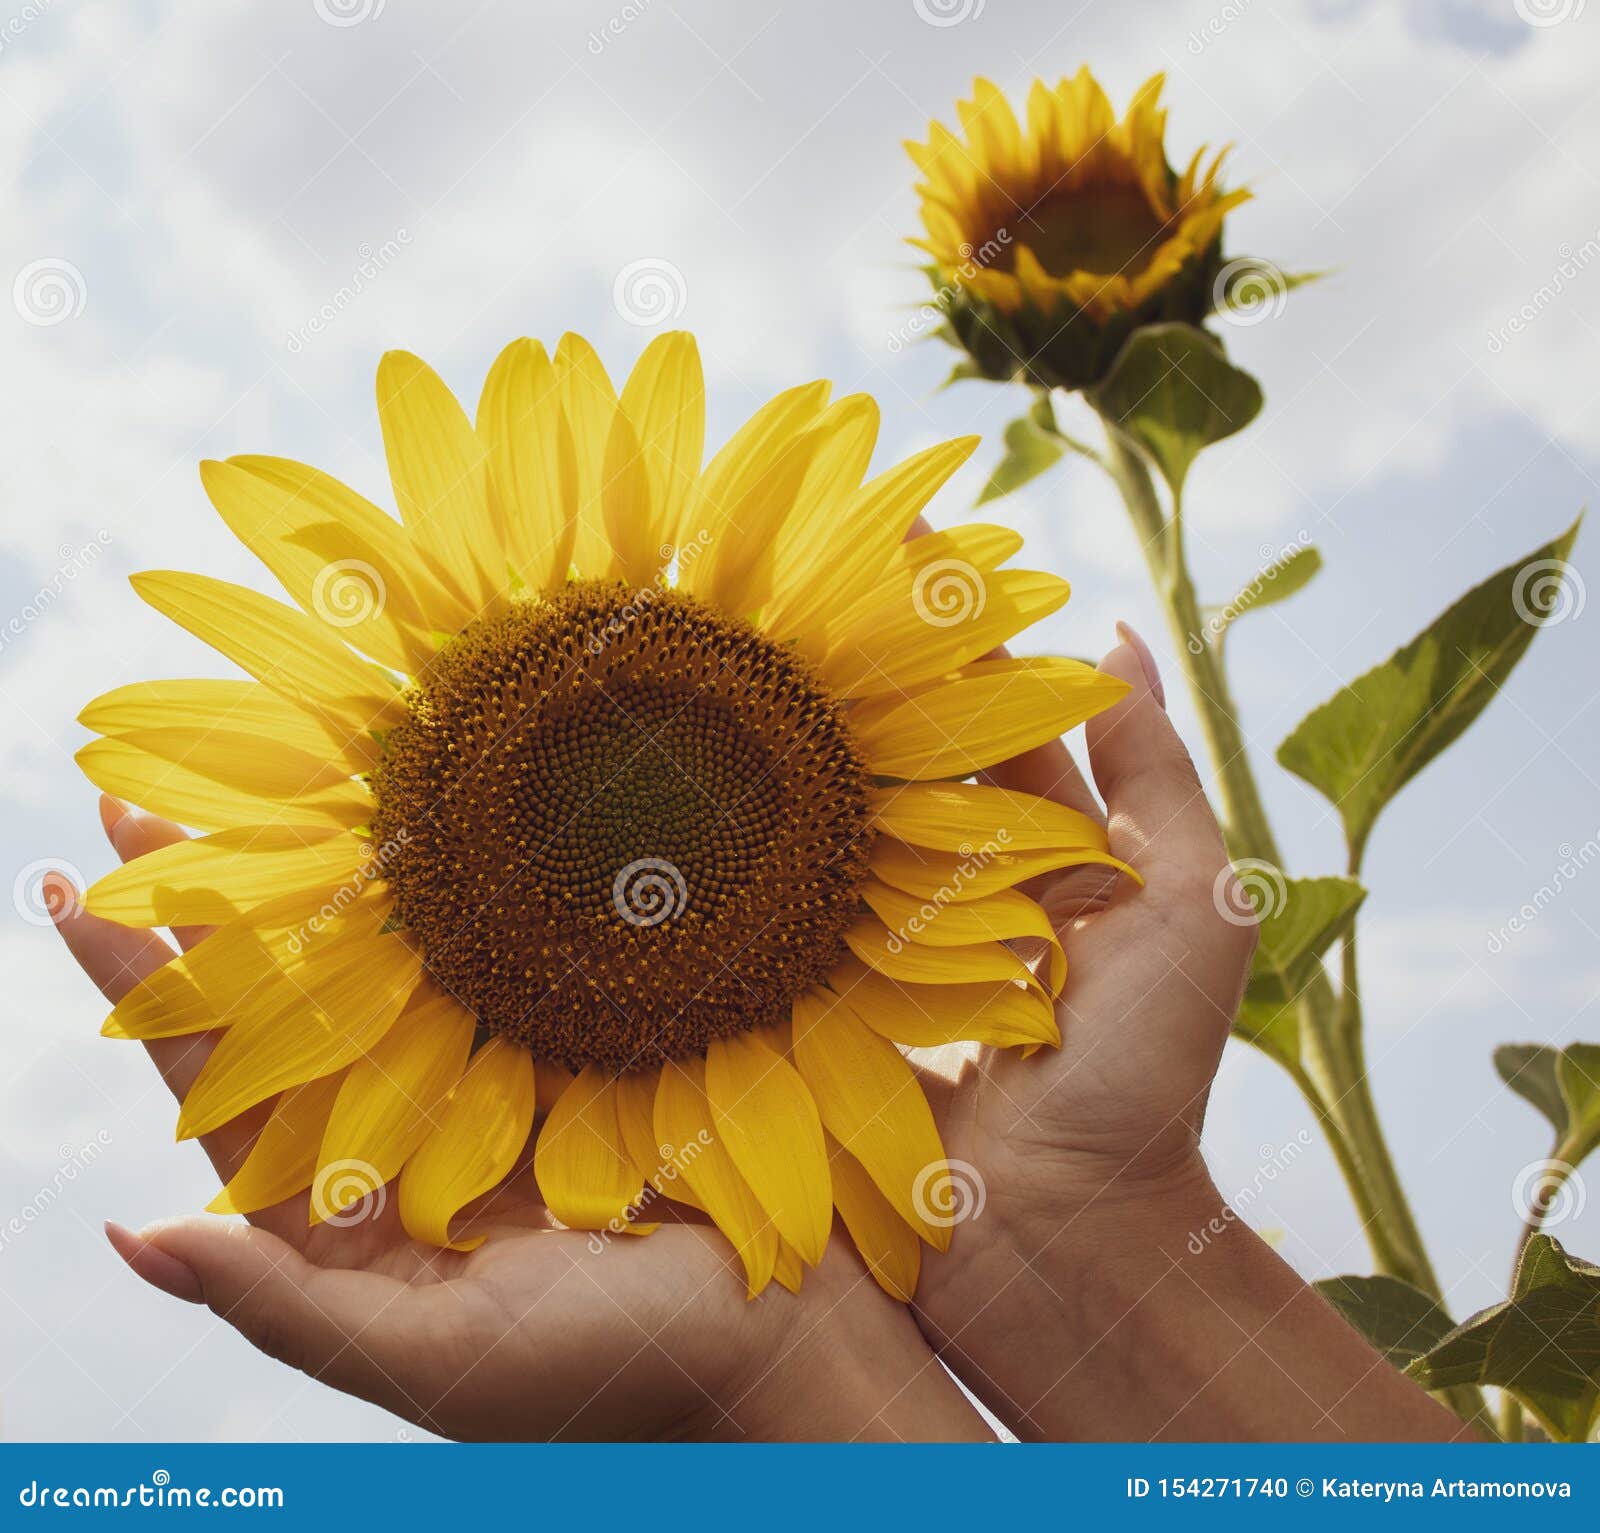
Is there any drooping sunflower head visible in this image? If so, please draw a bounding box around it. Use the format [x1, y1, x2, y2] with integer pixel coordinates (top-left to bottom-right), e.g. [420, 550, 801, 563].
[908, 70, 1250, 390]
[79, 331, 1133, 1299]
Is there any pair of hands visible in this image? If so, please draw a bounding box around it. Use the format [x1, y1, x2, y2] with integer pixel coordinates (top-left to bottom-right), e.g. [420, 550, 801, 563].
[53, 629, 1463, 1442]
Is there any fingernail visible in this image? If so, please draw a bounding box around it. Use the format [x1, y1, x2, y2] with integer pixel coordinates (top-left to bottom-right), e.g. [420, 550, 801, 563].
[97, 794, 127, 845]
[39, 871, 82, 926]
[1116, 621, 1166, 710]
[105, 1220, 204, 1304]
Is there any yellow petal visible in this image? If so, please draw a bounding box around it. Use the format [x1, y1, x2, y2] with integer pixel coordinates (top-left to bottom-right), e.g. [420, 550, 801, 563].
[475, 337, 578, 592]
[84, 825, 369, 929]
[870, 836, 1135, 903]
[398, 1038, 535, 1251]
[616, 1069, 703, 1212]
[80, 678, 378, 775]
[534, 1066, 647, 1233]
[76, 735, 371, 834]
[827, 1131, 921, 1302]
[131, 571, 405, 739]
[706, 1031, 831, 1264]
[827, 953, 1058, 1049]
[312, 980, 475, 1223]
[555, 332, 624, 580]
[600, 405, 661, 588]
[843, 913, 1038, 989]
[376, 350, 501, 616]
[851, 658, 1129, 779]
[618, 331, 704, 559]
[821, 569, 1071, 699]
[207, 1072, 347, 1215]
[772, 1240, 805, 1294]
[791, 986, 950, 1250]
[654, 1058, 779, 1297]
[199, 457, 437, 672]
[177, 935, 421, 1140]
[869, 781, 1108, 855]
[766, 394, 879, 597]
[861, 878, 1065, 995]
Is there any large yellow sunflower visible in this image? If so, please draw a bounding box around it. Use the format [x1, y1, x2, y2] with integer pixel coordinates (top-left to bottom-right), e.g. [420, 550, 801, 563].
[79, 332, 1130, 1299]
[908, 70, 1250, 389]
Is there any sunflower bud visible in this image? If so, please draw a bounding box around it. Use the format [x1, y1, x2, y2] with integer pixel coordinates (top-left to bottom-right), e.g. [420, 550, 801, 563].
[907, 69, 1253, 392]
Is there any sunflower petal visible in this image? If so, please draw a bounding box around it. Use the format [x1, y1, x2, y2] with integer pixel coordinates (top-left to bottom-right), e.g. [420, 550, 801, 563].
[207, 1072, 347, 1216]
[534, 1066, 647, 1233]
[706, 1031, 831, 1264]
[827, 1131, 921, 1302]
[870, 836, 1136, 903]
[869, 781, 1108, 855]
[555, 332, 624, 580]
[618, 331, 704, 559]
[398, 1038, 535, 1251]
[791, 986, 950, 1250]
[827, 953, 1058, 1049]
[843, 913, 1038, 989]
[312, 980, 475, 1223]
[654, 1058, 779, 1297]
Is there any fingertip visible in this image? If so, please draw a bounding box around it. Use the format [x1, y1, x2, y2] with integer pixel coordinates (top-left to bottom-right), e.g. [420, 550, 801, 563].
[40, 870, 84, 927]
[97, 793, 127, 846]
[105, 1219, 205, 1304]
[1114, 621, 1165, 709]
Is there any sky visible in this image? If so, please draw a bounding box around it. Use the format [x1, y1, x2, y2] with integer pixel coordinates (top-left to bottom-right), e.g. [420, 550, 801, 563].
[1, 0, 1598, 1442]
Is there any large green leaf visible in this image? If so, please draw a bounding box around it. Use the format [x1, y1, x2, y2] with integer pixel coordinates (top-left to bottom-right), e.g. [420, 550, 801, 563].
[1277, 517, 1582, 868]
[976, 396, 1065, 505]
[1316, 1274, 1456, 1367]
[1233, 875, 1365, 1070]
[1405, 1234, 1600, 1442]
[1088, 323, 1262, 499]
[1497, 1042, 1600, 1163]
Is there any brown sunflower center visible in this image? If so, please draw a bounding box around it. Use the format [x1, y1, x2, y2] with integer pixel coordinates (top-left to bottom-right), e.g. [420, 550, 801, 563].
[371, 581, 875, 1073]
[1012, 183, 1166, 279]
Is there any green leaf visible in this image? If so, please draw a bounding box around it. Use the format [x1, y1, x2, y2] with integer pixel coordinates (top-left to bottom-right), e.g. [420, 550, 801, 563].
[1501, 1042, 1600, 1164]
[1213, 542, 1323, 635]
[1087, 323, 1263, 499]
[1277, 516, 1583, 868]
[1315, 1274, 1456, 1367]
[1405, 1234, 1600, 1442]
[976, 397, 1066, 505]
[1233, 875, 1366, 1070]
[1497, 1043, 1570, 1139]
[1213, 261, 1329, 321]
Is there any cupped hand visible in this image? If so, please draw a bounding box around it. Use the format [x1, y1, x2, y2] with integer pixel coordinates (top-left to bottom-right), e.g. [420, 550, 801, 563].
[53, 802, 989, 1443]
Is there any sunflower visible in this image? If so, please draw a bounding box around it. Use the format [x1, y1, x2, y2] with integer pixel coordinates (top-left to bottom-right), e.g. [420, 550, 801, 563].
[79, 332, 1131, 1299]
[908, 70, 1250, 390]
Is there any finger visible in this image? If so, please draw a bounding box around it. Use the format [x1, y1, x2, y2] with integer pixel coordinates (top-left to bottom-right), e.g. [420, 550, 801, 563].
[107, 1218, 440, 1428]
[100, 796, 213, 952]
[50, 871, 177, 1004]
[1084, 629, 1228, 886]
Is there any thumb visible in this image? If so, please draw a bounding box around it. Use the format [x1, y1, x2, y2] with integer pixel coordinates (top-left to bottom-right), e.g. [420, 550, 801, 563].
[106, 1218, 439, 1427]
[1084, 626, 1229, 886]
